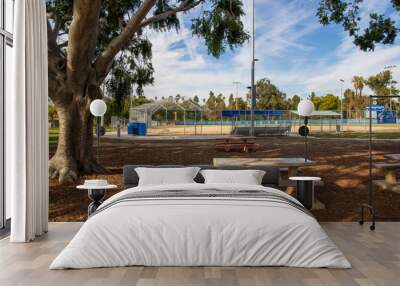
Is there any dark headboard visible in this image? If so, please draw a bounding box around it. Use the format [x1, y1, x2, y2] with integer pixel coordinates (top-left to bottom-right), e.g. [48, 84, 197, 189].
[123, 165, 280, 189]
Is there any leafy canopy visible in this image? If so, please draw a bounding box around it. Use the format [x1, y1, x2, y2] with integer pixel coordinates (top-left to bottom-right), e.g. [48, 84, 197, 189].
[365, 70, 399, 97]
[255, 78, 288, 110]
[317, 0, 399, 51]
[46, 0, 249, 104]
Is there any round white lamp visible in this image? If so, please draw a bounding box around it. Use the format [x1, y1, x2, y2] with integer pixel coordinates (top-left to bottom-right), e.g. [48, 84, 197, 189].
[297, 99, 314, 162]
[90, 99, 107, 117]
[90, 99, 107, 163]
[297, 99, 314, 117]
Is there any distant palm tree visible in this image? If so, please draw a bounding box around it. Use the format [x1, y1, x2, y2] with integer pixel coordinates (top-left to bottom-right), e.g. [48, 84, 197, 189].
[352, 76, 364, 97]
[352, 76, 365, 119]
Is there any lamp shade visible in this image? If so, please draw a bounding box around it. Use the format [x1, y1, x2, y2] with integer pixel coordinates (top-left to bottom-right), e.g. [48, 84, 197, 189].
[297, 99, 314, 117]
[90, 99, 107, 117]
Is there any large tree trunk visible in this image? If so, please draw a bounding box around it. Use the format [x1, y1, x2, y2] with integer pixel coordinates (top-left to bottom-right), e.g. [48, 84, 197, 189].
[47, 0, 159, 184]
[49, 84, 105, 184]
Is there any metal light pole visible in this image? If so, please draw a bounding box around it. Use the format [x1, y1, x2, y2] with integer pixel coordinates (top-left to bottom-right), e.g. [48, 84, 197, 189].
[232, 81, 241, 110]
[339, 79, 344, 127]
[298, 100, 315, 162]
[246, 86, 251, 121]
[90, 100, 107, 163]
[250, 0, 257, 137]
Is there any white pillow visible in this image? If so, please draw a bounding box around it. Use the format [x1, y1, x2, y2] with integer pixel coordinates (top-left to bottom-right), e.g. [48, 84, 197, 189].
[135, 167, 201, 186]
[200, 169, 266, 185]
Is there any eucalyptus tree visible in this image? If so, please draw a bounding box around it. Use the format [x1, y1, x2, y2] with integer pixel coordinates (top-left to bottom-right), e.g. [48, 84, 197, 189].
[317, 0, 399, 51]
[365, 70, 399, 106]
[255, 78, 288, 110]
[46, 0, 249, 183]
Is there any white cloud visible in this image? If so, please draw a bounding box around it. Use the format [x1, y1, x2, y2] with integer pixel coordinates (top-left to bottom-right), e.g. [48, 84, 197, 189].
[142, 0, 400, 102]
[305, 46, 400, 94]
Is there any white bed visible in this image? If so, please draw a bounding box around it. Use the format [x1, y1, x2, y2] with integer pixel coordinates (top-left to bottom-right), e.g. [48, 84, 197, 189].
[50, 183, 350, 269]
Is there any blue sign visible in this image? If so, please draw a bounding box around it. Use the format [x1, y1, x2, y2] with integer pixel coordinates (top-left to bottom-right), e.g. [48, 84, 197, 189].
[221, 110, 284, 117]
[365, 105, 384, 120]
[365, 105, 396, 123]
[366, 105, 385, 112]
[379, 111, 396, 124]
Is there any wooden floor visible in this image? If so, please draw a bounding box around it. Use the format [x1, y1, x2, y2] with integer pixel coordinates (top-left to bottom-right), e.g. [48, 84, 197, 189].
[0, 222, 399, 286]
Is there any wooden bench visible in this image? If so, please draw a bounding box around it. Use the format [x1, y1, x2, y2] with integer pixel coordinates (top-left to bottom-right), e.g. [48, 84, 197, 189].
[231, 126, 290, 136]
[373, 163, 400, 194]
[215, 137, 261, 153]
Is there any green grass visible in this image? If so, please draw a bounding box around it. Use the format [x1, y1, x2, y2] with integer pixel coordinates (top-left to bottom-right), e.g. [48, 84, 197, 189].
[48, 127, 113, 145]
[49, 128, 59, 145]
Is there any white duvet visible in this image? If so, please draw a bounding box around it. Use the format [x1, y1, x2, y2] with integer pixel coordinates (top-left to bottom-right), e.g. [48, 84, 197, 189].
[50, 183, 351, 269]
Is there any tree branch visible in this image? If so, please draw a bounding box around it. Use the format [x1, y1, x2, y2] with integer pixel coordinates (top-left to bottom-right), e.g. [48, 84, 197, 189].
[94, 0, 157, 83]
[52, 16, 63, 40]
[140, 0, 202, 28]
[95, 0, 203, 84]
[66, 0, 102, 96]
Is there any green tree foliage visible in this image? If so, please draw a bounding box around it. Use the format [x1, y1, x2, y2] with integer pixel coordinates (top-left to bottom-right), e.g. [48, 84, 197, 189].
[255, 78, 288, 109]
[318, 94, 340, 110]
[343, 88, 356, 118]
[310, 92, 323, 110]
[310, 92, 341, 111]
[48, 105, 58, 127]
[351, 75, 369, 117]
[227, 93, 247, 110]
[107, 95, 152, 121]
[191, 0, 250, 58]
[342, 87, 369, 118]
[47, 0, 249, 90]
[105, 67, 135, 116]
[235, 97, 248, 110]
[365, 70, 399, 97]
[365, 70, 399, 106]
[317, 0, 399, 51]
[47, 0, 156, 94]
[131, 95, 153, 107]
[352, 76, 365, 97]
[48, 105, 57, 121]
[45, 0, 250, 183]
[287, 94, 301, 110]
[228, 94, 235, 109]
[205, 91, 226, 120]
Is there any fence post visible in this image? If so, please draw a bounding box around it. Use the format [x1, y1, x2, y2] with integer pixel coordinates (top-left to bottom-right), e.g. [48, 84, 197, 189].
[220, 110, 223, 135]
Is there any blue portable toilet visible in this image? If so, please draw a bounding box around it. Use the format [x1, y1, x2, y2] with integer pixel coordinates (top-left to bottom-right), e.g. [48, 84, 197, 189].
[137, 123, 147, 136]
[382, 111, 396, 124]
[128, 122, 138, 135]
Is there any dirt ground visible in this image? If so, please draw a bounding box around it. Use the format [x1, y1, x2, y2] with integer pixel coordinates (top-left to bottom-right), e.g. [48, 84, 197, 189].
[49, 136, 400, 222]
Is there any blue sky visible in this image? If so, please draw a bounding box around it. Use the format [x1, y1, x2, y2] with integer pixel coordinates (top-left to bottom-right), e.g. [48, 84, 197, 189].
[142, 0, 400, 101]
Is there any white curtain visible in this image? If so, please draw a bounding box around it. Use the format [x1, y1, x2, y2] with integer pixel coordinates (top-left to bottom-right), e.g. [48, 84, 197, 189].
[7, 0, 49, 242]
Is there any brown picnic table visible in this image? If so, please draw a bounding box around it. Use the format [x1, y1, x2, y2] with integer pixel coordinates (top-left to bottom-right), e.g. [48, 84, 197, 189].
[215, 136, 260, 153]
